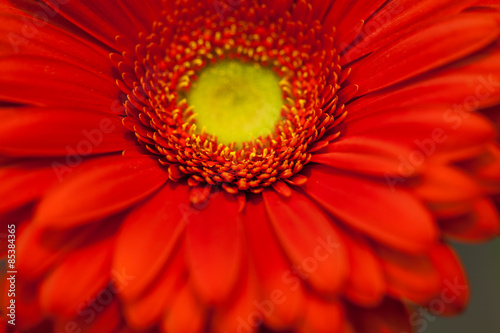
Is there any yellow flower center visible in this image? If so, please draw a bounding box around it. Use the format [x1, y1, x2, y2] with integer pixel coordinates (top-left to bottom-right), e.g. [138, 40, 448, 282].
[187, 60, 284, 145]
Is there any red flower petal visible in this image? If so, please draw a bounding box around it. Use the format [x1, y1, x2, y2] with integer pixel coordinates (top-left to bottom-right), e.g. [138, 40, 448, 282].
[347, 106, 496, 153]
[17, 223, 105, 280]
[113, 182, 189, 301]
[377, 245, 442, 305]
[342, 0, 477, 63]
[311, 151, 403, 177]
[0, 108, 126, 156]
[243, 196, 306, 329]
[347, 298, 412, 333]
[124, 247, 187, 330]
[300, 297, 344, 333]
[472, 0, 500, 8]
[263, 189, 348, 295]
[349, 12, 500, 95]
[162, 283, 205, 333]
[336, 0, 387, 46]
[0, 56, 120, 109]
[415, 166, 482, 203]
[322, 0, 352, 31]
[39, 238, 113, 318]
[212, 268, 260, 333]
[185, 191, 243, 304]
[0, 12, 112, 76]
[39, 0, 161, 49]
[0, 164, 58, 213]
[53, 301, 121, 333]
[11, 281, 43, 330]
[341, 233, 386, 307]
[429, 244, 469, 315]
[303, 165, 438, 253]
[440, 198, 500, 241]
[323, 136, 413, 157]
[34, 155, 168, 227]
[0, 11, 111, 74]
[346, 46, 500, 116]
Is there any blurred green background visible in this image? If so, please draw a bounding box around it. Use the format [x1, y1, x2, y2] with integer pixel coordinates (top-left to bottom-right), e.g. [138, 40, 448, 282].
[426, 239, 500, 333]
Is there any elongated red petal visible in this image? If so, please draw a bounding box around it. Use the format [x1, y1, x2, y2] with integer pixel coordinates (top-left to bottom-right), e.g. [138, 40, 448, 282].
[377, 245, 442, 305]
[185, 192, 243, 304]
[347, 106, 496, 153]
[440, 199, 500, 241]
[0, 11, 111, 71]
[347, 298, 411, 333]
[114, 183, 189, 301]
[162, 283, 205, 333]
[39, 0, 160, 49]
[336, 0, 386, 47]
[303, 165, 438, 253]
[346, 46, 500, 116]
[243, 196, 306, 329]
[472, 0, 500, 8]
[12, 281, 43, 330]
[300, 297, 344, 333]
[349, 12, 500, 95]
[342, 0, 477, 63]
[415, 166, 481, 203]
[311, 151, 403, 177]
[0, 56, 119, 109]
[323, 136, 414, 157]
[39, 238, 113, 318]
[34, 155, 168, 227]
[0, 164, 58, 213]
[341, 233, 386, 306]
[212, 267, 260, 333]
[263, 189, 348, 295]
[53, 301, 121, 333]
[0, 108, 126, 156]
[429, 245, 469, 315]
[124, 247, 187, 330]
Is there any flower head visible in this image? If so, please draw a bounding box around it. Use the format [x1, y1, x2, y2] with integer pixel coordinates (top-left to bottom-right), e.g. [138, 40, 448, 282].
[1, 0, 499, 332]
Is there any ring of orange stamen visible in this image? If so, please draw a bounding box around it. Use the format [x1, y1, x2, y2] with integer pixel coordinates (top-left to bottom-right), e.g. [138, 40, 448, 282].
[113, 1, 348, 194]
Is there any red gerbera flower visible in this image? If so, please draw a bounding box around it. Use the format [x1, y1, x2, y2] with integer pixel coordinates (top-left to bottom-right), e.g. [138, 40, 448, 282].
[1, 0, 500, 332]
